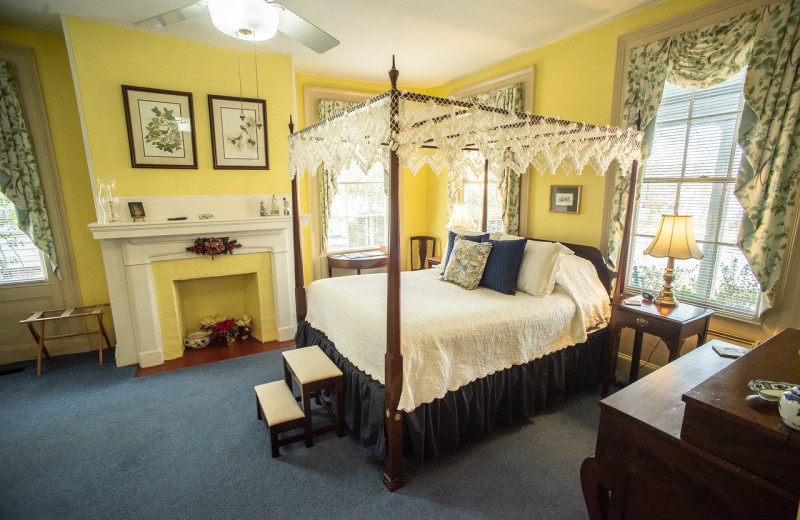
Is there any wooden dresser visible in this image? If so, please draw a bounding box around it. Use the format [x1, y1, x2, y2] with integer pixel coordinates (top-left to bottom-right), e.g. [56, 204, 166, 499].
[581, 328, 800, 520]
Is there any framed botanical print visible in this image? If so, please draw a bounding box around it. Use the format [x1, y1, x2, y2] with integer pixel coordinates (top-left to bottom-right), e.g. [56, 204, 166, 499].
[121, 85, 197, 168]
[549, 185, 582, 214]
[208, 95, 269, 170]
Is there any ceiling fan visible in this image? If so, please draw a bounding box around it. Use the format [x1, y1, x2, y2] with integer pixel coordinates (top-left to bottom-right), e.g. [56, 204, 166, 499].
[134, 0, 339, 54]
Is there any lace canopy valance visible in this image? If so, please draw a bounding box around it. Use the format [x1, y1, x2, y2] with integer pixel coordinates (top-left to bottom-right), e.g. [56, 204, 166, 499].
[288, 90, 643, 180]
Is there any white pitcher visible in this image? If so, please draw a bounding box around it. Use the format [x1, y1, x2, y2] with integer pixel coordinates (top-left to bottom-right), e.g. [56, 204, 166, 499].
[778, 386, 800, 431]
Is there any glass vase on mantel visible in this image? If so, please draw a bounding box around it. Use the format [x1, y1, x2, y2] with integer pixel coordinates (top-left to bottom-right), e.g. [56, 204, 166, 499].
[226, 335, 236, 347]
[97, 179, 119, 223]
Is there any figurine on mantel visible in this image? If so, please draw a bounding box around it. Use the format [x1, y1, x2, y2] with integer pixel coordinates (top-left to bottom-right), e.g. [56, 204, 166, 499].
[283, 197, 290, 215]
[259, 200, 268, 217]
[270, 194, 280, 215]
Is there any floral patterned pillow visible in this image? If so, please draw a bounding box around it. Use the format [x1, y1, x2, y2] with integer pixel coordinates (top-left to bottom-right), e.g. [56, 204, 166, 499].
[442, 236, 493, 290]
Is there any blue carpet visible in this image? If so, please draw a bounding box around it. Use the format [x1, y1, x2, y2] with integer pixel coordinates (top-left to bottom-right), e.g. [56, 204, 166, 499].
[0, 349, 600, 519]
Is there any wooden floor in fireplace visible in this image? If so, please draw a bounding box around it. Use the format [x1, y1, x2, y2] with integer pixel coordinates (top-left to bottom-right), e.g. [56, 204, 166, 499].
[135, 337, 294, 377]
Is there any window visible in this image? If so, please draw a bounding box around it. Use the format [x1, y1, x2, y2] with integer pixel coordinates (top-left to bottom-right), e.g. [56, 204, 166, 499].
[0, 191, 45, 284]
[626, 69, 762, 319]
[326, 163, 387, 252]
[462, 172, 503, 233]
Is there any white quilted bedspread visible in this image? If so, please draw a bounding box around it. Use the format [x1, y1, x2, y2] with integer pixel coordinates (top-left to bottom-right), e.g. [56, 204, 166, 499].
[305, 256, 610, 412]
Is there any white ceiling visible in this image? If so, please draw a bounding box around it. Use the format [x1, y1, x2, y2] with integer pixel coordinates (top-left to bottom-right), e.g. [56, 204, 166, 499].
[0, 0, 663, 88]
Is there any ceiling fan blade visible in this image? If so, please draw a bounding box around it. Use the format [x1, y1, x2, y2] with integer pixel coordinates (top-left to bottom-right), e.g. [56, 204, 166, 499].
[134, 2, 208, 29]
[272, 4, 339, 53]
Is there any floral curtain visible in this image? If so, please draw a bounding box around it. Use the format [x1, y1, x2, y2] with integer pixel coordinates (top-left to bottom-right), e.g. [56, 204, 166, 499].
[317, 98, 356, 255]
[608, 0, 798, 308]
[736, 0, 800, 308]
[454, 82, 524, 235]
[0, 60, 60, 278]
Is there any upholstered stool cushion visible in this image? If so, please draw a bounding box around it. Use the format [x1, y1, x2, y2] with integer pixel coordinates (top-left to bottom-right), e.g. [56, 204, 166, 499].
[282, 345, 342, 384]
[254, 381, 305, 426]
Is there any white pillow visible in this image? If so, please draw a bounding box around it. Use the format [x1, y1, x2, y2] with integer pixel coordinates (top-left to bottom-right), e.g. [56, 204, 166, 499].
[489, 232, 523, 241]
[441, 226, 485, 266]
[517, 240, 574, 296]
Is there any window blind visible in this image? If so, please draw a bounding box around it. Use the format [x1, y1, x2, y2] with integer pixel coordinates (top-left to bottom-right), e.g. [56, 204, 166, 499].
[327, 163, 387, 252]
[463, 174, 503, 232]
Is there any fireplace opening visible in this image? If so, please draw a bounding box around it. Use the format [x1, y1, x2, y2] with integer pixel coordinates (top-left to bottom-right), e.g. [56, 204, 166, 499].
[176, 272, 258, 341]
[151, 253, 277, 360]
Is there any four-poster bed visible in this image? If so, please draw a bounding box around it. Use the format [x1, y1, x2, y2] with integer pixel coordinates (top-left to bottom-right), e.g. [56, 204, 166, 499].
[288, 59, 643, 491]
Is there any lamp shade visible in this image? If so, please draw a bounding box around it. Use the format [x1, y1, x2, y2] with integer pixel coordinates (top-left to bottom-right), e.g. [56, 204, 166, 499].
[446, 203, 477, 230]
[208, 0, 279, 41]
[643, 215, 703, 260]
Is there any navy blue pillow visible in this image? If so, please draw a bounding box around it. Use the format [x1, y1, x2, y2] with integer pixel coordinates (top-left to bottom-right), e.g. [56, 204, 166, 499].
[479, 238, 527, 295]
[442, 231, 489, 274]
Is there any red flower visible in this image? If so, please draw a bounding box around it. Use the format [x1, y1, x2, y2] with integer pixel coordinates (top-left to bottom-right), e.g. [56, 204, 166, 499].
[211, 318, 237, 340]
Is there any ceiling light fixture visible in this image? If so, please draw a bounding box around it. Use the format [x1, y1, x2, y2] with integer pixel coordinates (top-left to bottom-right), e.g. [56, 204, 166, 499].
[207, 0, 279, 41]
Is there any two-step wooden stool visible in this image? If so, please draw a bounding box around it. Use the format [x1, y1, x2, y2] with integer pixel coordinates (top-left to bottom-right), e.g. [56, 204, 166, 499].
[254, 345, 345, 457]
[20, 304, 113, 376]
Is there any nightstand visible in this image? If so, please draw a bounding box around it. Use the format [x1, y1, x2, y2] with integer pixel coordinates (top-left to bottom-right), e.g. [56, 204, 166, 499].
[427, 256, 442, 269]
[601, 295, 713, 397]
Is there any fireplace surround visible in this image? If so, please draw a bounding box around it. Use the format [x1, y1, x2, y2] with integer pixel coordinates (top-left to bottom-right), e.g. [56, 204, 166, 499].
[89, 195, 307, 367]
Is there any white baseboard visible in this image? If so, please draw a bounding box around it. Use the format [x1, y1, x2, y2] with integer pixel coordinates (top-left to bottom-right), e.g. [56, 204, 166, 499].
[137, 349, 165, 368]
[615, 352, 660, 382]
[277, 325, 295, 342]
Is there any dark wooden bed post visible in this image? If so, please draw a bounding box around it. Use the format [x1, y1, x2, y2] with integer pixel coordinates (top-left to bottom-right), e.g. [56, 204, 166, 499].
[288, 116, 307, 323]
[481, 158, 489, 232]
[383, 56, 405, 492]
[612, 159, 639, 301]
[604, 114, 642, 395]
[611, 113, 643, 302]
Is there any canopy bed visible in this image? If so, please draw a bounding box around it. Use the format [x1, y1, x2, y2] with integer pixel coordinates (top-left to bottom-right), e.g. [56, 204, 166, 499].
[287, 59, 643, 490]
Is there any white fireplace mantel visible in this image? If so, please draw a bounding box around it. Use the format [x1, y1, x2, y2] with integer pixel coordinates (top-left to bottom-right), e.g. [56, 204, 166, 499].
[89, 215, 308, 368]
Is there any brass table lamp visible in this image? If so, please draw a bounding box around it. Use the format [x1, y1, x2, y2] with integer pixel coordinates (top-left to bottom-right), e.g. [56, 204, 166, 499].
[643, 214, 703, 307]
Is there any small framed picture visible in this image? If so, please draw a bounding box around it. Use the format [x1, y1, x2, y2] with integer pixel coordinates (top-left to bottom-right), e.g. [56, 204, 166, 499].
[208, 95, 269, 170]
[121, 85, 197, 169]
[128, 201, 146, 221]
[549, 185, 582, 214]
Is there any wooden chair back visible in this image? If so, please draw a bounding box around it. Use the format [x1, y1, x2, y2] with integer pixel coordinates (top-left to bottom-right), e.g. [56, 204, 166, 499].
[409, 235, 436, 271]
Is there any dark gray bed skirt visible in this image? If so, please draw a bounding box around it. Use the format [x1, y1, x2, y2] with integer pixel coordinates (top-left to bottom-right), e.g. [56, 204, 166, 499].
[295, 321, 607, 461]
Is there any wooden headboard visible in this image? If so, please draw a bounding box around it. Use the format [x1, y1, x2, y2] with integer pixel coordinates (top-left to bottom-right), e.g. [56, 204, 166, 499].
[529, 238, 616, 295]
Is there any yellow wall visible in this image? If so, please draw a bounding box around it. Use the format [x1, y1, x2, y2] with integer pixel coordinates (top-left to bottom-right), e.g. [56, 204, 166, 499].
[63, 18, 295, 330]
[427, 0, 720, 249]
[66, 18, 293, 197]
[0, 26, 100, 306]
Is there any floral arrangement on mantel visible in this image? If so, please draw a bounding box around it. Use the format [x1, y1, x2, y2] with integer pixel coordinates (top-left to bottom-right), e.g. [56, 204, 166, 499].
[201, 314, 252, 343]
[186, 237, 241, 259]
